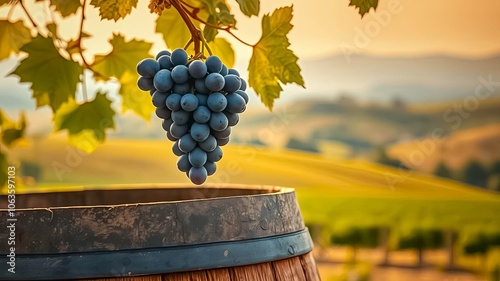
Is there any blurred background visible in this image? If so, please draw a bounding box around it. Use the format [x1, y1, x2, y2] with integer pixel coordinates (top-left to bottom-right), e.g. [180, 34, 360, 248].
[1, 0, 499, 280]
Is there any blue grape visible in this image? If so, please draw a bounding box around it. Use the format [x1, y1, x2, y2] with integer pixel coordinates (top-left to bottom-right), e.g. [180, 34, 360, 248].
[212, 127, 231, 139]
[171, 110, 191, 125]
[166, 93, 182, 111]
[177, 154, 191, 172]
[155, 107, 172, 119]
[204, 162, 217, 176]
[205, 55, 222, 73]
[166, 131, 177, 141]
[156, 50, 171, 60]
[162, 118, 173, 131]
[234, 89, 249, 104]
[138, 76, 154, 91]
[228, 68, 240, 76]
[172, 140, 183, 156]
[170, 123, 189, 139]
[188, 147, 207, 167]
[207, 92, 227, 112]
[157, 55, 174, 70]
[196, 93, 208, 106]
[195, 78, 210, 94]
[179, 134, 197, 153]
[223, 111, 239, 126]
[152, 91, 169, 108]
[190, 122, 210, 142]
[205, 73, 225, 91]
[173, 82, 191, 94]
[171, 65, 189, 84]
[223, 74, 241, 93]
[199, 135, 217, 152]
[149, 89, 156, 96]
[217, 136, 230, 146]
[171, 48, 188, 66]
[207, 146, 223, 162]
[180, 93, 199, 112]
[220, 64, 228, 76]
[189, 60, 207, 79]
[240, 78, 247, 91]
[137, 58, 160, 78]
[225, 93, 246, 113]
[209, 112, 228, 131]
[153, 69, 174, 92]
[189, 166, 207, 185]
[193, 106, 211, 123]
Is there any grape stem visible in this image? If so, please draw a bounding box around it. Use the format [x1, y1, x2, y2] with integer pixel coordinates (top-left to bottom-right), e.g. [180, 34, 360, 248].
[7, 2, 16, 19]
[19, 0, 41, 33]
[170, 0, 202, 54]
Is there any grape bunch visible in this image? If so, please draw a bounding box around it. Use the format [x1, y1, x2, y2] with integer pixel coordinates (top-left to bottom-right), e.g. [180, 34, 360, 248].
[136, 48, 248, 185]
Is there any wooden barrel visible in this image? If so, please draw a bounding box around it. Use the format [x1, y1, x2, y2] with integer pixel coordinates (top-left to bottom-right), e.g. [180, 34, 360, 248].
[0, 184, 320, 280]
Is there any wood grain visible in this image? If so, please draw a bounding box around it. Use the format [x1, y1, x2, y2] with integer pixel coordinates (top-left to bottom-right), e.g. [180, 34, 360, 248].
[206, 268, 231, 281]
[230, 262, 276, 281]
[300, 252, 321, 281]
[272, 257, 306, 281]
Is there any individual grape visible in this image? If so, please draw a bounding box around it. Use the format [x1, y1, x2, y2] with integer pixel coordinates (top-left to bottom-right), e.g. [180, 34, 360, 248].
[189, 60, 207, 79]
[166, 131, 177, 141]
[149, 89, 156, 96]
[189, 166, 207, 185]
[172, 140, 183, 156]
[193, 106, 211, 123]
[223, 111, 239, 126]
[234, 89, 249, 104]
[180, 93, 199, 112]
[170, 48, 188, 66]
[137, 76, 154, 91]
[205, 73, 225, 91]
[172, 82, 190, 95]
[162, 118, 173, 131]
[220, 64, 228, 76]
[196, 93, 208, 106]
[152, 91, 169, 108]
[199, 135, 217, 152]
[205, 55, 222, 73]
[156, 50, 171, 60]
[225, 93, 246, 113]
[171, 65, 189, 84]
[209, 112, 228, 131]
[171, 110, 191, 125]
[228, 68, 240, 76]
[204, 161, 217, 176]
[177, 154, 191, 172]
[155, 107, 172, 119]
[217, 137, 230, 146]
[157, 55, 174, 70]
[170, 123, 189, 139]
[195, 78, 210, 94]
[223, 74, 241, 93]
[188, 147, 207, 167]
[207, 92, 227, 112]
[178, 134, 197, 153]
[239, 78, 247, 91]
[212, 127, 231, 139]
[190, 122, 210, 142]
[137, 58, 160, 78]
[207, 146, 223, 162]
[153, 69, 174, 92]
[166, 93, 182, 111]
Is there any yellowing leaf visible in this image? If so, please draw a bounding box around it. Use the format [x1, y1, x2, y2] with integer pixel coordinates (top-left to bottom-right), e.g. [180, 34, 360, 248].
[51, 0, 81, 17]
[0, 111, 27, 147]
[156, 8, 198, 50]
[0, 152, 7, 189]
[90, 0, 138, 21]
[119, 71, 155, 121]
[248, 6, 304, 110]
[54, 93, 115, 153]
[236, 0, 259, 17]
[208, 37, 234, 68]
[349, 0, 378, 18]
[92, 34, 152, 80]
[0, 20, 32, 61]
[10, 35, 82, 112]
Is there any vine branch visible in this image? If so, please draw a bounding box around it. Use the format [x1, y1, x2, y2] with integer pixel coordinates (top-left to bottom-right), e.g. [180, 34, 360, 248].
[19, 0, 41, 33]
[170, 0, 202, 54]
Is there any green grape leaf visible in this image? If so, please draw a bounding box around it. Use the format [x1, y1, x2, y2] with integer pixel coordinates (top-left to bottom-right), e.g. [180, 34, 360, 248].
[248, 6, 304, 110]
[0, 151, 7, 189]
[92, 33, 152, 80]
[208, 37, 234, 68]
[119, 71, 155, 121]
[1, 112, 27, 147]
[54, 93, 115, 153]
[236, 0, 259, 17]
[156, 8, 199, 50]
[199, 0, 236, 26]
[10, 35, 83, 112]
[349, 0, 378, 18]
[50, 0, 81, 17]
[203, 15, 218, 43]
[0, 20, 32, 61]
[90, 0, 138, 21]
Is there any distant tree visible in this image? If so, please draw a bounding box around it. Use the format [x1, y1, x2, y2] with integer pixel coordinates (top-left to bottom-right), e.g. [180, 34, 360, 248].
[487, 161, 500, 191]
[434, 162, 451, 179]
[463, 161, 488, 188]
[285, 137, 318, 153]
[391, 96, 407, 110]
[374, 146, 407, 169]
